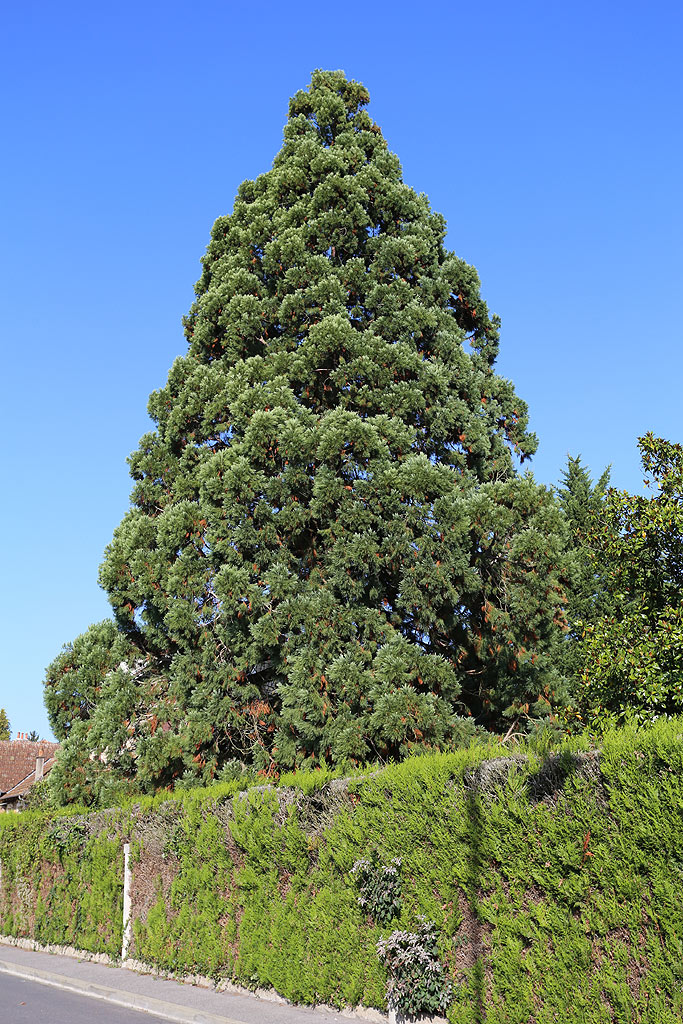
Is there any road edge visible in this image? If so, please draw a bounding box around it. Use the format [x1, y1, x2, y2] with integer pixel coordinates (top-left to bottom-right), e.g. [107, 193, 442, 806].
[0, 957, 245, 1024]
[0, 935, 387, 1024]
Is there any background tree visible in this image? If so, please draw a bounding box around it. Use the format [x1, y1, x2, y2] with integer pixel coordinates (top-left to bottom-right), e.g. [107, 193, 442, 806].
[0, 708, 10, 741]
[45, 620, 137, 741]
[555, 455, 610, 680]
[49, 70, 571, 797]
[574, 434, 683, 728]
[26, 730, 39, 742]
[44, 620, 181, 805]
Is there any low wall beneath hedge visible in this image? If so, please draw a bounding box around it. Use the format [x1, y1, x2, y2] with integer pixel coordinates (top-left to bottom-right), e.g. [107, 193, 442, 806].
[2, 722, 683, 1022]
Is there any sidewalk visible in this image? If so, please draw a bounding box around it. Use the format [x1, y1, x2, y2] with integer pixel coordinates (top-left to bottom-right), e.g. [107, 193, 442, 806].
[0, 941, 385, 1024]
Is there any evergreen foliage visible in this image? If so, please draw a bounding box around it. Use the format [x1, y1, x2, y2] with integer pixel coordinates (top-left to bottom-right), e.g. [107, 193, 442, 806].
[0, 708, 10, 741]
[0, 808, 123, 955]
[3, 721, 683, 1021]
[45, 620, 175, 806]
[574, 435, 683, 728]
[556, 455, 610, 679]
[45, 70, 571, 796]
[44, 620, 134, 741]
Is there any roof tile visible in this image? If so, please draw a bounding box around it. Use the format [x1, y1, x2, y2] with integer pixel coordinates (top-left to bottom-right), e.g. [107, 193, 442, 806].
[0, 757, 58, 802]
[0, 740, 60, 794]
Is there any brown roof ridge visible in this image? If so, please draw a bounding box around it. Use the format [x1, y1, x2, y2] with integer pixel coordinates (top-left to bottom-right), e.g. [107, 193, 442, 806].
[0, 741, 59, 749]
[0, 757, 57, 802]
[0, 767, 36, 796]
[0, 740, 61, 795]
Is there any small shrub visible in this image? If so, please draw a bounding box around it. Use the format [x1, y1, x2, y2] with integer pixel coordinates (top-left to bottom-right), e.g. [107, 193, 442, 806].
[48, 819, 87, 860]
[161, 822, 187, 859]
[377, 918, 452, 1018]
[351, 851, 402, 925]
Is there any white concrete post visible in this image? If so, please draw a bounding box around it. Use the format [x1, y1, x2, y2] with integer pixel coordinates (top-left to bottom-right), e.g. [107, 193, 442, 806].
[121, 842, 132, 963]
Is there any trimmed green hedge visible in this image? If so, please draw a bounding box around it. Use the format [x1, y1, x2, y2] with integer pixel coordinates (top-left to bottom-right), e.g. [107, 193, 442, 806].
[0, 809, 124, 955]
[1, 720, 683, 1021]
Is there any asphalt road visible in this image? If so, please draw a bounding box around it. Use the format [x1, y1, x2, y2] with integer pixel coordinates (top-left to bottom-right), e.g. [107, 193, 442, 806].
[1, 972, 171, 1023]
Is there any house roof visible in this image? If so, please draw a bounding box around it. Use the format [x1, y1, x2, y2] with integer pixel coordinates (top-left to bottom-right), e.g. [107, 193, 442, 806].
[0, 740, 60, 794]
[0, 756, 58, 803]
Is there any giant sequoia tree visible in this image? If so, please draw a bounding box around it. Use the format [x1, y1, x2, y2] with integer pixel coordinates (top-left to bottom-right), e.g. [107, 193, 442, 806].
[46, 71, 570, 800]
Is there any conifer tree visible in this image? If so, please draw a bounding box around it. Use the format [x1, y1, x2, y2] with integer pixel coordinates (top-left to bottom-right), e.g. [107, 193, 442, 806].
[555, 455, 610, 680]
[0, 708, 10, 741]
[45, 620, 168, 804]
[49, 71, 570, 794]
[45, 620, 135, 741]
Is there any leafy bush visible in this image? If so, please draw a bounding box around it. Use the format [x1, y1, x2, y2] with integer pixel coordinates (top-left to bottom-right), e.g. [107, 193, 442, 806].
[377, 917, 452, 1017]
[574, 434, 683, 729]
[351, 851, 402, 925]
[48, 819, 87, 860]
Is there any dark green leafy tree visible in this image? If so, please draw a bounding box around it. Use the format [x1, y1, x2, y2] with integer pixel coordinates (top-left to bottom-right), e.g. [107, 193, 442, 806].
[26, 730, 40, 742]
[45, 620, 136, 741]
[574, 434, 683, 728]
[45, 620, 185, 805]
[555, 455, 610, 680]
[45, 621, 139, 804]
[47, 70, 571, 798]
[0, 708, 10, 741]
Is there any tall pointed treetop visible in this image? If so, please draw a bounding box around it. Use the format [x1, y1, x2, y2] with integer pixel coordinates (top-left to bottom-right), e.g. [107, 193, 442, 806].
[47, 71, 568, 801]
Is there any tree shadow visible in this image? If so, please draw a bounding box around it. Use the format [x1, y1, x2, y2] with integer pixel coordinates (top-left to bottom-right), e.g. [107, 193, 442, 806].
[464, 786, 487, 1024]
[526, 749, 604, 806]
[461, 750, 595, 1022]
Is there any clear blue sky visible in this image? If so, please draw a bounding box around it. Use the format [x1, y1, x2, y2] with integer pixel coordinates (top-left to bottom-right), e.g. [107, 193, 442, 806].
[1, 0, 681, 740]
